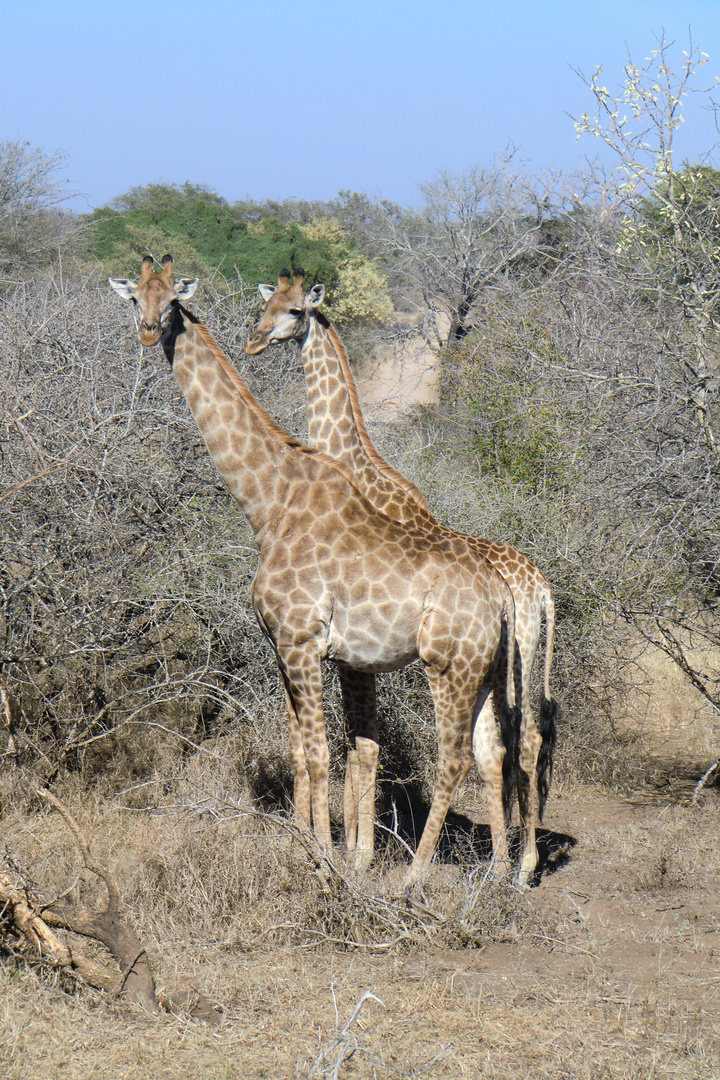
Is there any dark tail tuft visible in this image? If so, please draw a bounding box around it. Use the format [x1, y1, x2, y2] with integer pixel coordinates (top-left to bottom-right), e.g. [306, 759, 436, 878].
[500, 702, 521, 827]
[537, 696, 559, 820]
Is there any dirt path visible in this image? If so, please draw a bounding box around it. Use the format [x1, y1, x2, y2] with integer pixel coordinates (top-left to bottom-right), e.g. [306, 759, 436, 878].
[199, 784, 718, 1077]
[356, 319, 440, 423]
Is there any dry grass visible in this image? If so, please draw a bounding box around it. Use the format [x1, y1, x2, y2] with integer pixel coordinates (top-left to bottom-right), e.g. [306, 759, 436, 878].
[2, 741, 720, 1079]
[1, 743, 544, 957]
[1, 930, 718, 1079]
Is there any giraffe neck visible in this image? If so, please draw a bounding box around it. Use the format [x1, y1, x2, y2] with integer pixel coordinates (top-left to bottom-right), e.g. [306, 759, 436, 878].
[301, 314, 431, 520]
[303, 315, 370, 471]
[167, 308, 308, 538]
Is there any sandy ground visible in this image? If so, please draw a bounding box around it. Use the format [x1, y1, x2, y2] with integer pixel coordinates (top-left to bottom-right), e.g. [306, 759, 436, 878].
[357, 335, 439, 423]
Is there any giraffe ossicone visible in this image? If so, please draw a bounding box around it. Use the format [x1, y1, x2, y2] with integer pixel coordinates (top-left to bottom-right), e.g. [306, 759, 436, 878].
[110, 256, 520, 887]
[247, 271, 559, 888]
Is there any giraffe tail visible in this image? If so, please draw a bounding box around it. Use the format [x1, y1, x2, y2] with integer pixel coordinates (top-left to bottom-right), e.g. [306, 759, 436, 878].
[537, 588, 559, 820]
[499, 593, 521, 826]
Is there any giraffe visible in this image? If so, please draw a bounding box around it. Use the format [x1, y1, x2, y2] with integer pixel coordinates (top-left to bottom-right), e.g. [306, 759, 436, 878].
[109, 255, 520, 886]
[246, 271, 558, 887]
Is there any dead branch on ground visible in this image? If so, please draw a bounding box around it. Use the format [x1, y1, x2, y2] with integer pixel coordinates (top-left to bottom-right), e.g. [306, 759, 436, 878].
[34, 787, 159, 1011]
[0, 788, 221, 1022]
[692, 759, 720, 802]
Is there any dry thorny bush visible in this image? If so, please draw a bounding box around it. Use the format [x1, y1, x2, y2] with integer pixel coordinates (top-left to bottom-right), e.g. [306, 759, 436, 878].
[0, 262, 663, 804]
[1, 268, 289, 781]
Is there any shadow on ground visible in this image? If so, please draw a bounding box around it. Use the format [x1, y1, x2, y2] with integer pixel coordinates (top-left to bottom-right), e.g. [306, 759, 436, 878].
[375, 796, 577, 885]
[246, 756, 578, 884]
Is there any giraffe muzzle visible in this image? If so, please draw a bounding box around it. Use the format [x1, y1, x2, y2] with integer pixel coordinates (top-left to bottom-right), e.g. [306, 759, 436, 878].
[245, 334, 268, 355]
[139, 322, 161, 347]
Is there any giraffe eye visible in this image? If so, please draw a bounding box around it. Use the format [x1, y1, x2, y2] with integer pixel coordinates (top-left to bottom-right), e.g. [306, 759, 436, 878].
[288, 308, 302, 316]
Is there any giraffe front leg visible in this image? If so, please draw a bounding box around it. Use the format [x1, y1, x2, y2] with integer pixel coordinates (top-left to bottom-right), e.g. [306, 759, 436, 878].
[353, 736, 379, 870]
[279, 644, 332, 853]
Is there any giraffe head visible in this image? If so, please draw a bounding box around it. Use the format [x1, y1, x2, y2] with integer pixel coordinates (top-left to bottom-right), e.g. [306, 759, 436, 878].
[109, 255, 199, 346]
[245, 269, 325, 355]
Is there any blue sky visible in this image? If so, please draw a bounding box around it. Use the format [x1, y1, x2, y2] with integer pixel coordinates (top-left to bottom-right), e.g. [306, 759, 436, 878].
[1, 0, 718, 212]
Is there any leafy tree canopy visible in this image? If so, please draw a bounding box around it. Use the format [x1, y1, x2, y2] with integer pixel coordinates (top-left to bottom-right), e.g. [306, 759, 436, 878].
[640, 164, 720, 233]
[87, 182, 393, 323]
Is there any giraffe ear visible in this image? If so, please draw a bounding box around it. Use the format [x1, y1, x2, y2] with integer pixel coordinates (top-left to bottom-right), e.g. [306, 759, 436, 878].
[307, 284, 325, 309]
[258, 283, 275, 302]
[175, 277, 199, 301]
[108, 277, 137, 300]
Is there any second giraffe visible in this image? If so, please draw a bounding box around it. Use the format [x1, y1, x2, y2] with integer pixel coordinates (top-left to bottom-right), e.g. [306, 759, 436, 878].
[247, 270, 559, 887]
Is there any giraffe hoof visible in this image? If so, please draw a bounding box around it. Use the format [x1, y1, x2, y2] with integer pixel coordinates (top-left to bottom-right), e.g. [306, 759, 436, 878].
[313, 863, 332, 893]
[399, 862, 425, 893]
[489, 858, 513, 883]
[353, 848, 373, 873]
[515, 851, 539, 891]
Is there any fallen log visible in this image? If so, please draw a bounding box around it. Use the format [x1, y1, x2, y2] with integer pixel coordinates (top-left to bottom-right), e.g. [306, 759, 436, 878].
[1, 788, 159, 1011]
[1, 788, 222, 1023]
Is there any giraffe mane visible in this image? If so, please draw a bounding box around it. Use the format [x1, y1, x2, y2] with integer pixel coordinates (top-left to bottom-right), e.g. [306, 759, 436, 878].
[194, 322, 304, 449]
[323, 323, 431, 513]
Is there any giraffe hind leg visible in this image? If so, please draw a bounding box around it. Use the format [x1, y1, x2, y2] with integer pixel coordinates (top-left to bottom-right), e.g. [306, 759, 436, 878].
[338, 667, 379, 871]
[405, 667, 498, 889]
[284, 688, 311, 827]
[473, 692, 512, 880]
[516, 696, 542, 889]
